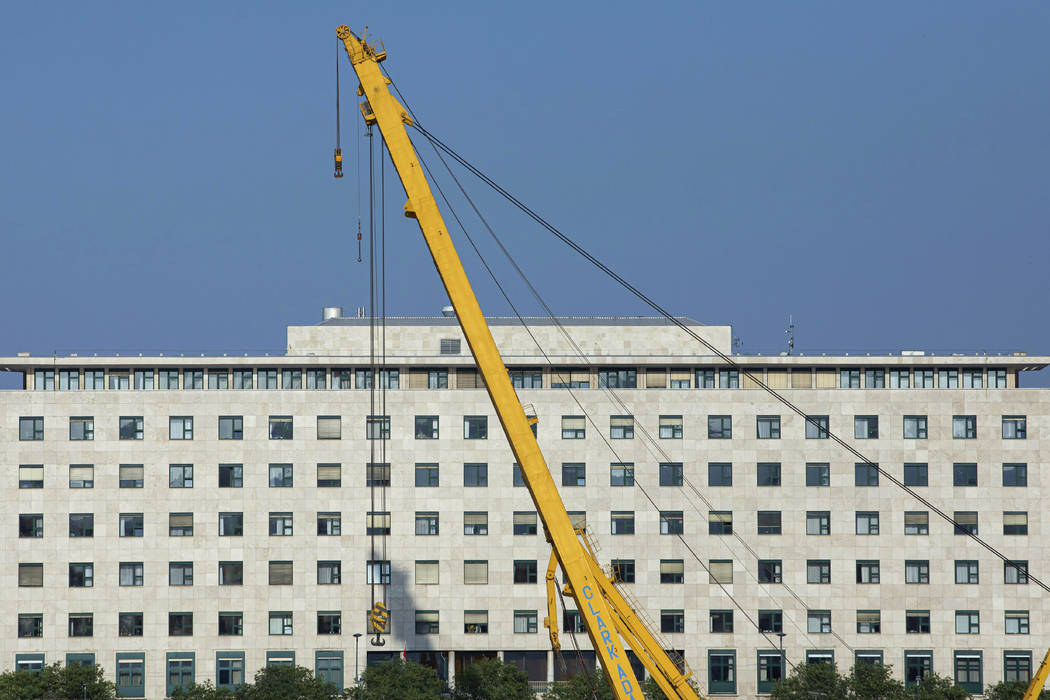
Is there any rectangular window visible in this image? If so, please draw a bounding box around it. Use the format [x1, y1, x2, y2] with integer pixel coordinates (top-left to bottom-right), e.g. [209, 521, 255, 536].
[366, 560, 391, 585]
[168, 464, 193, 488]
[18, 614, 43, 639]
[550, 368, 590, 388]
[611, 511, 635, 535]
[1005, 561, 1029, 585]
[60, 368, 81, 390]
[366, 512, 391, 536]
[962, 369, 984, 388]
[854, 415, 878, 438]
[906, 610, 931, 634]
[317, 561, 341, 584]
[840, 369, 861, 388]
[269, 415, 293, 440]
[414, 415, 439, 439]
[317, 512, 341, 536]
[561, 415, 585, 439]
[366, 462, 390, 486]
[218, 464, 242, 488]
[708, 651, 737, 695]
[168, 513, 193, 537]
[69, 513, 94, 537]
[645, 368, 666, 388]
[269, 611, 293, 635]
[757, 510, 782, 535]
[1003, 463, 1028, 487]
[219, 561, 243, 585]
[903, 415, 928, 439]
[268, 464, 293, 487]
[119, 513, 143, 537]
[464, 463, 488, 487]
[1005, 652, 1032, 684]
[331, 368, 352, 389]
[69, 613, 93, 637]
[855, 463, 879, 486]
[856, 610, 880, 634]
[757, 415, 781, 439]
[169, 612, 193, 636]
[905, 511, 929, 535]
[856, 511, 879, 535]
[710, 560, 733, 584]
[856, 560, 880, 584]
[659, 462, 683, 486]
[757, 610, 781, 633]
[169, 562, 193, 586]
[169, 416, 193, 440]
[708, 415, 732, 438]
[1002, 415, 1027, 439]
[232, 369, 253, 389]
[464, 610, 488, 634]
[905, 560, 930, 584]
[415, 610, 439, 635]
[807, 511, 831, 535]
[611, 559, 635, 583]
[659, 559, 684, 584]
[660, 511, 684, 535]
[609, 415, 634, 439]
[85, 370, 105, 389]
[1006, 610, 1029, 635]
[709, 511, 733, 535]
[108, 370, 130, 390]
[184, 370, 203, 389]
[208, 369, 229, 389]
[807, 610, 832, 633]
[598, 368, 637, 388]
[953, 463, 978, 487]
[954, 652, 982, 695]
[953, 511, 978, 536]
[904, 652, 932, 687]
[268, 560, 293, 585]
[216, 653, 245, 690]
[305, 368, 326, 389]
[119, 416, 144, 440]
[513, 610, 538, 634]
[19, 513, 43, 538]
[69, 416, 94, 441]
[696, 369, 716, 388]
[415, 560, 439, 585]
[69, 562, 94, 587]
[316, 463, 341, 487]
[69, 464, 94, 488]
[658, 415, 683, 439]
[758, 559, 782, 584]
[757, 462, 781, 486]
[513, 560, 538, 584]
[955, 560, 979, 584]
[807, 560, 831, 584]
[708, 611, 733, 634]
[718, 369, 738, 388]
[464, 511, 489, 535]
[708, 462, 732, 486]
[562, 463, 586, 486]
[903, 463, 928, 486]
[955, 610, 979, 634]
[218, 512, 243, 536]
[19, 416, 44, 441]
[268, 512, 293, 536]
[159, 370, 180, 389]
[19, 563, 43, 587]
[660, 610, 685, 634]
[610, 463, 635, 486]
[953, 415, 977, 439]
[281, 369, 302, 389]
[218, 415, 243, 440]
[805, 415, 829, 439]
[415, 464, 439, 487]
[806, 463, 830, 487]
[415, 512, 439, 535]
[865, 368, 885, 388]
[757, 652, 785, 694]
[217, 612, 243, 636]
[513, 511, 537, 535]
[317, 611, 341, 635]
[509, 368, 542, 389]
[939, 368, 959, 388]
[989, 369, 1008, 387]
[463, 415, 488, 439]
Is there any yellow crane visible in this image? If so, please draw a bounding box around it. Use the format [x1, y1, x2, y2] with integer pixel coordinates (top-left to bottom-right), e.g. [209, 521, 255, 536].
[1024, 649, 1050, 699]
[337, 24, 703, 700]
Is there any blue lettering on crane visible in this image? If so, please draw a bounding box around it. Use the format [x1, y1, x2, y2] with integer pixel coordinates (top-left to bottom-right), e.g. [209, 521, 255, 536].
[581, 585, 635, 698]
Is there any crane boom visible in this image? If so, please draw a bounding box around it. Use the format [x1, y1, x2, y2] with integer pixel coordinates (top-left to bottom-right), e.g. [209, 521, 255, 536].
[337, 25, 700, 700]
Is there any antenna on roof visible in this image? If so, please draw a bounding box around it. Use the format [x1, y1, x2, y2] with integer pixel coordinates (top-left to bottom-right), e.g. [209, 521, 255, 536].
[786, 315, 795, 355]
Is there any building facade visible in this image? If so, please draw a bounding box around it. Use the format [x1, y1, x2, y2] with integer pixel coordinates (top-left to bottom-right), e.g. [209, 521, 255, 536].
[2, 314, 1047, 697]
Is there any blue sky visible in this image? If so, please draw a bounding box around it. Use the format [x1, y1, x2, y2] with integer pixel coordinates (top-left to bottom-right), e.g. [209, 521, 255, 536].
[1, 1, 1047, 384]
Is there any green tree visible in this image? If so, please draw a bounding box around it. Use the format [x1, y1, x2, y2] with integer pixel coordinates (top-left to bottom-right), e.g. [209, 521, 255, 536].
[235, 665, 343, 700]
[170, 680, 236, 700]
[0, 662, 117, 700]
[770, 661, 850, 699]
[351, 660, 445, 700]
[541, 670, 615, 700]
[911, 673, 971, 699]
[640, 675, 704, 699]
[847, 661, 906, 699]
[985, 679, 1050, 700]
[452, 658, 532, 700]
[0, 667, 49, 700]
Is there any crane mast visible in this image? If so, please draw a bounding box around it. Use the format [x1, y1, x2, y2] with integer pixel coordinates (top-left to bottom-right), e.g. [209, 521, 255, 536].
[337, 25, 700, 700]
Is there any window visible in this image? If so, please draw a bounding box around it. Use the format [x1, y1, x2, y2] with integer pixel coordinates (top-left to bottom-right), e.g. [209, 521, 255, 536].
[955, 560, 979, 584]
[709, 560, 733, 584]
[856, 511, 879, 535]
[166, 653, 195, 696]
[415, 512, 439, 535]
[807, 560, 831, 584]
[69, 613, 93, 637]
[19, 513, 43, 538]
[805, 415, 829, 439]
[414, 415, 438, 439]
[169, 562, 193, 586]
[906, 610, 931, 634]
[953, 415, 977, 439]
[85, 369, 105, 389]
[865, 368, 885, 388]
[1006, 610, 1030, 635]
[69, 416, 94, 441]
[953, 463, 978, 487]
[169, 612, 193, 636]
[708, 463, 732, 486]
[611, 559, 636, 583]
[513, 610, 538, 634]
[857, 610, 880, 634]
[562, 463, 586, 486]
[208, 369, 229, 389]
[703, 610, 733, 634]
[356, 368, 398, 389]
[269, 464, 293, 487]
[1005, 560, 1029, 585]
[60, 368, 82, 390]
[954, 652, 982, 695]
[218, 512, 243, 536]
[598, 368, 637, 388]
[659, 415, 683, 439]
[415, 610, 439, 634]
[757, 511, 782, 535]
[463, 610, 488, 634]
[366, 560, 391, 585]
[119, 513, 143, 537]
[513, 511, 537, 535]
[660, 511, 684, 535]
[415, 463, 439, 487]
[318, 512, 341, 536]
[18, 563, 43, 587]
[905, 511, 929, 535]
[903, 463, 928, 486]
[464, 463, 487, 487]
[939, 368, 959, 388]
[954, 610, 980, 634]
[696, 369, 716, 388]
[840, 369, 861, 388]
[366, 512, 391, 536]
[464, 512, 488, 535]
[69, 563, 94, 587]
[265, 610, 293, 637]
[758, 560, 782, 584]
[902, 415, 927, 439]
[269, 415, 293, 440]
[856, 560, 880, 584]
[168, 464, 193, 488]
[757, 652, 785, 694]
[610, 463, 634, 486]
[660, 610, 686, 636]
[708, 651, 736, 695]
[219, 561, 243, 585]
[718, 369, 738, 388]
[318, 561, 341, 584]
[312, 463, 340, 487]
[17, 614, 42, 639]
[268, 561, 293, 585]
[366, 463, 390, 486]
[807, 610, 831, 633]
[806, 463, 829, 486]
[1002, 415, 1027, 439]
[216, 653, 245, 690]
[509, 368, 542, 388]
[317, 611, 341, 635]
[168, 513, 193, 537]
[1003, 463, 1027, 487]
[904, 652, 932, 687]
[905, 560, 930, 584]
[962, 368, 984, 388]
[218, 464, 242, 488]
[609, 415, 634, 439]
[551, 368, 589, 388]
[989, 369, 1008, 387]
[118, 464, 141, 487]
[218, 416, 243, 440]
[463, 415, 488, 439]
[304, 368, 326, 389]
[34, 369, 55, 390]
[268, 512, 293, 536]
[514, 560, 538, 584]
[69, 513, 93, 537]
[854, 415, 878, 438]
[709, 511, 733, 535]
[425, 368, 449, 388]
[439, 337, 461, 355]
[280, 368, 302, 389]
[653, 462, 684, 488]
[406, 560, 437, 587]
[806, 511, 830, 535]
[659, 559, 684, 583]
[232, 369, 253, 389]
[17, 464, 42, 489]
[560, 415, 586, 440]
[1005, 652, 1033, 684]
[757, 610, 781, 633]
[69, 464, 94, 488]
[182, 369, 202, 389]
[757, 415, 781, 439]
[611, 511, 635, 535]
[950, 511, 978, 535]
[19, 416, 44, 441]
[757, 462, 781, 486]
[1003, 510, 1029, 537]
[119, 416, 143, 440]
[855, 463, 879, 486]
[708, 415, 732, 438]
[169, 416, 193, 440]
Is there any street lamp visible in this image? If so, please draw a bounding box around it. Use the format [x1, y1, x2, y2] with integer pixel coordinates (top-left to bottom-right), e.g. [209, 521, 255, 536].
[776, 632, 787, 683]
[353, 633, 363, 684]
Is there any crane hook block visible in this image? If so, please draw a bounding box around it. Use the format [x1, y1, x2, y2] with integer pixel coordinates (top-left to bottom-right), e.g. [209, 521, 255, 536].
[333, 148, 344, 178]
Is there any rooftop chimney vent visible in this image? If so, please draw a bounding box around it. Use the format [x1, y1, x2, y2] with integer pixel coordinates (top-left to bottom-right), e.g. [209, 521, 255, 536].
[441, 306, 455, 317]
[322, 306, 343, 321]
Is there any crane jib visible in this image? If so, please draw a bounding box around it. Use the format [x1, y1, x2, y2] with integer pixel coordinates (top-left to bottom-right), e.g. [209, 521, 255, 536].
[582, 584, 636, 697]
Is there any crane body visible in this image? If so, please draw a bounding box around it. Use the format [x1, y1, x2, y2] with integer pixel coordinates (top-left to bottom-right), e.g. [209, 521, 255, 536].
[337, 25, 701, 700]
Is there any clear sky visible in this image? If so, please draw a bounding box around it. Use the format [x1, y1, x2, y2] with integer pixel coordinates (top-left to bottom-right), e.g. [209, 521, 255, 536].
[1, 1, 1047, 384]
